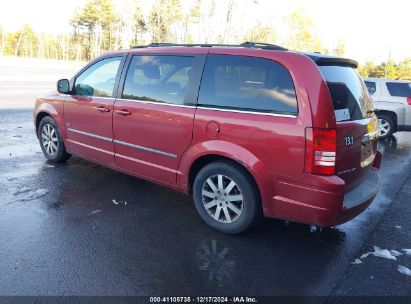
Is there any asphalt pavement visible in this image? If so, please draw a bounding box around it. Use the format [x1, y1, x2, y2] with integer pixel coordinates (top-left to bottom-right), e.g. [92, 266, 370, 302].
[0, 62, 410, 302]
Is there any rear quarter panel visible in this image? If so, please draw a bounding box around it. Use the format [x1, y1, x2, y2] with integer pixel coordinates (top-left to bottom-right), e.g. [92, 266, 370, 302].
[178, 110, 306, 210]
[178, 49, 338, 213]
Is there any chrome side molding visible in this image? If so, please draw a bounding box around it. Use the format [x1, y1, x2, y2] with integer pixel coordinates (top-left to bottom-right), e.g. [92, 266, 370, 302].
[67, 128, 177, 158]
[67, 128, 112, 142]
[113, 140, 177, 158]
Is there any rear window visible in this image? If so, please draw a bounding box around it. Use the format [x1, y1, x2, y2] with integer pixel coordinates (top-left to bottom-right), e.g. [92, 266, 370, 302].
[198, 55, 298, 115]
[386, 82, 411, 97]
[319, 66, 373, 121]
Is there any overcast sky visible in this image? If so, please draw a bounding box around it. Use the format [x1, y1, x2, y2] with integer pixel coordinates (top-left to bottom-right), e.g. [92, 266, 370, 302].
[0, 0, 409, 63]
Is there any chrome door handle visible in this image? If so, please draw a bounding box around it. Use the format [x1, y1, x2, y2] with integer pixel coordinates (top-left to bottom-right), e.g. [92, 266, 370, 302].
[97, 107, 110, 112]
[115, 109, 131, 116]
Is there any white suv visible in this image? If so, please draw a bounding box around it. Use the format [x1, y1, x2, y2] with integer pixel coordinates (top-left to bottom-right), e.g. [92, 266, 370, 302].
[363, 78, 411, 139]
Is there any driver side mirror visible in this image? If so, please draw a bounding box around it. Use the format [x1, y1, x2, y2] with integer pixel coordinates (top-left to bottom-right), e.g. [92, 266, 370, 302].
[57, 79, 70, 94]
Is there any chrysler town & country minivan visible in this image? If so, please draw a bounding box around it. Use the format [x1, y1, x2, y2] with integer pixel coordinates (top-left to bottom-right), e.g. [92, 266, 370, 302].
[34, 42, 382, 234]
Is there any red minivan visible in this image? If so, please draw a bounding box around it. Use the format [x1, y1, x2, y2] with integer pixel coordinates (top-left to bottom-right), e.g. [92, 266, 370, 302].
[34, 42, 381, 234]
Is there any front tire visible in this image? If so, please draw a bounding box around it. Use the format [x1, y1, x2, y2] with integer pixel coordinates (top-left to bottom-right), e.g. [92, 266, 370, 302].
[193, 161, 261, 234]
[38, 116, 71, 163]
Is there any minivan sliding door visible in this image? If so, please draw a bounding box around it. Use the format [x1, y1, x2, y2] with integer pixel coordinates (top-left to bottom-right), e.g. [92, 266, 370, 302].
[113, 54, 205, 185]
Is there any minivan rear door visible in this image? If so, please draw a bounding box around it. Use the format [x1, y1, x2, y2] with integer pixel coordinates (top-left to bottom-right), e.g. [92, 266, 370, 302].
[319, 65, 378, 191]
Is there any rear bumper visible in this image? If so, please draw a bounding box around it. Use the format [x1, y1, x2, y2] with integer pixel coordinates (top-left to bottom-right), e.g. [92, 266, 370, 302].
[264, 152, 382, 226]
[343, 169, 380, 209]
[335, 168, 380, 225]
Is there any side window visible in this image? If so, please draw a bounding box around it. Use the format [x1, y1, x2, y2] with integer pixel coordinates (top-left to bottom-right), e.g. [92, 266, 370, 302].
[74, 57, 121, 97]
[386, 82, 411, 97]
[197, 55, 298, 115]
[167, 66, 192, 88]
[364, 81, 376, 95]
[122, 55, 194, 105]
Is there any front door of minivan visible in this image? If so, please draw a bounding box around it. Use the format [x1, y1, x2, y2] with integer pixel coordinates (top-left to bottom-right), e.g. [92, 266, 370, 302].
[112, 54, 204, 185]
[64, 56, 124, 166]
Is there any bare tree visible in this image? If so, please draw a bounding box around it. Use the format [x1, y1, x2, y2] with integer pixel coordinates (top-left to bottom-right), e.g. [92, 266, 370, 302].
[205, 0, 216, 43]
[222, 0, 237, 43]
[0, 27, 7, 56]
[183, 0, 202, 43]
[149, 0, 182, 42]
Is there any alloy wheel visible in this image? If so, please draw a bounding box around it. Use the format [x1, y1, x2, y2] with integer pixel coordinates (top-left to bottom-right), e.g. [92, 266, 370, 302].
[201, 174, 244, 223]
[378, 118, 390, 137]
[41, 124, 58, 156]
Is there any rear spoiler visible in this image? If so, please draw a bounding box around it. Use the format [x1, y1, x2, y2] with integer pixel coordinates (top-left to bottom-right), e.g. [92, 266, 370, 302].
[303, 52, 358, 68]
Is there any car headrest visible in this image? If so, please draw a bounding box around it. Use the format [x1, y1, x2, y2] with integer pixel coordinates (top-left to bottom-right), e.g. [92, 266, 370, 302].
[143, 64, 160, 79]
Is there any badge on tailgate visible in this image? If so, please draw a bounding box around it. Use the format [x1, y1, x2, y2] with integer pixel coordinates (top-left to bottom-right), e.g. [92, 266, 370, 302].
[345, 136, 354, 146]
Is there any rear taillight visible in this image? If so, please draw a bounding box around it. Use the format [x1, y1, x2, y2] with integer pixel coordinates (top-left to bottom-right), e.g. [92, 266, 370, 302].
[407, 97, 411, 105]
[305, 128, 337, 175]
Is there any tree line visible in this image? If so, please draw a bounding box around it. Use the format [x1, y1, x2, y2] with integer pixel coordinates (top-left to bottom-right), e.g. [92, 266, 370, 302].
[0, 0, 410, 80]
[358, 60, 411, 80]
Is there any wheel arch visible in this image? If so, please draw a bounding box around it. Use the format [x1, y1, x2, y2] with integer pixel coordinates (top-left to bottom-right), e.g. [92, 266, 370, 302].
[178, 141, 270, 208]
[34, 103, 64, 138]
[188, 154, 261, 194]
[35, 112, 52, 136]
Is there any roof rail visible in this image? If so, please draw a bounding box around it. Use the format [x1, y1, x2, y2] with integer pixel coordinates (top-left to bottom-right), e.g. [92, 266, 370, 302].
[240, 42, 288, 51]
[132, 42, 287, 51]
[133, 43, 241, 48]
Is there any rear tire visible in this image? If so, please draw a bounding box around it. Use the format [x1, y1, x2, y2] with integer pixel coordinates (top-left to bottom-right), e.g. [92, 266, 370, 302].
[377, 113, 395, 139]
[38, 116, 71, 163]
[193, 161, 261, 234]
